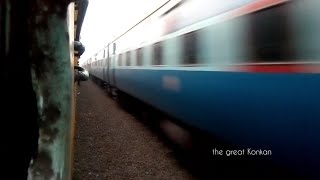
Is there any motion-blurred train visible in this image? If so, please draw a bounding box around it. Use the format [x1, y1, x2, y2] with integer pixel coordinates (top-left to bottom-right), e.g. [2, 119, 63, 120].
[83, 0, 320, 178]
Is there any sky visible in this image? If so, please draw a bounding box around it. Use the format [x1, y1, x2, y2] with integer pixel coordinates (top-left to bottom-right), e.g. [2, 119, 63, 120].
[79, 0, 168, 64]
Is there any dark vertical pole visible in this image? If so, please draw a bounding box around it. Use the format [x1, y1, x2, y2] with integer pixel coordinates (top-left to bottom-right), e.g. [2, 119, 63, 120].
[1, 0, 74, 179]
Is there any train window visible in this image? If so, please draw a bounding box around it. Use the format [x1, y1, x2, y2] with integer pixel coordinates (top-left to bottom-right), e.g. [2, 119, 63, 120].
[118, 54, 122, 66]
[136, 48, 143, 66]
[249, 4, 292, 62]
[182, 31, 198, 64]
[126, 51, 131, 66]
[113, 43, 116, 54]
[153, 42, 162, 65]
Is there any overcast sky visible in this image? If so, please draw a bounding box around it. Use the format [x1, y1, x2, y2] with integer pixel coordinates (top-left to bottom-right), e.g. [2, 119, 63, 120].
[79, 0, 168, 63]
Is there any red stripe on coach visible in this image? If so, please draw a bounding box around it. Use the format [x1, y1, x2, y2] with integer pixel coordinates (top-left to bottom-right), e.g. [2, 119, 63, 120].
[233, 64, 320, 73]
[228, 0, 289, 19]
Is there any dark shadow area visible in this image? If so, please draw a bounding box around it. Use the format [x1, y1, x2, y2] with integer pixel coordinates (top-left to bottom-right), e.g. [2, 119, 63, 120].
[1, 0, 39, 179]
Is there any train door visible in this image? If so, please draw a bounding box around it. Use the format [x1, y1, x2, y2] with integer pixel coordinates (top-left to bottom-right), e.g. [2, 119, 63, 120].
[110, 54, 116, 86]
[102, 49, 107, 82]
[110, 43, 117, 86]
[106, 46, 110, 85]
[112, 55, 117, 86]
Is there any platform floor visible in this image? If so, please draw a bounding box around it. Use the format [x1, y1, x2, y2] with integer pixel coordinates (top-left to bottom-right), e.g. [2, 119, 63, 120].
[73, 80, 193, 180]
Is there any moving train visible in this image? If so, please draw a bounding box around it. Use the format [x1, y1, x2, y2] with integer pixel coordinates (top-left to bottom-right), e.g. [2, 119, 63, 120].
[83, 0, 320, 178]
